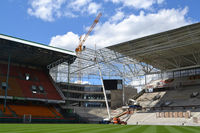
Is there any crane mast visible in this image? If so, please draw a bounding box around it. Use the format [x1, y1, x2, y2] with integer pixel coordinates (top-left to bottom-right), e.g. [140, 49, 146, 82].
[75, 13, 102, 53]
[75, 13, 102, 83]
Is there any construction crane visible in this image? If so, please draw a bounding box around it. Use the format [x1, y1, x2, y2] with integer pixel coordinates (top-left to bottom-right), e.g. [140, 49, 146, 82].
[75, 13, 102, 83]
[75, 13, 102, 53]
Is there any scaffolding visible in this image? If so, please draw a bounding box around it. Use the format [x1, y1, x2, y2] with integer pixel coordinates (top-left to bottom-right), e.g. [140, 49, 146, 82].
[50, 22, 200, 90]
[50, 47, 160, 88]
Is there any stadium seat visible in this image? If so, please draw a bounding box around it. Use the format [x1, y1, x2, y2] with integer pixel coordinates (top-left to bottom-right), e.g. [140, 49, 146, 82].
[49, 106, 63, 118]
[0, 63, 63, 101]
[0, 104, 13, 116]
[9, 104, 57, 118]
[0, 76, 24, 97]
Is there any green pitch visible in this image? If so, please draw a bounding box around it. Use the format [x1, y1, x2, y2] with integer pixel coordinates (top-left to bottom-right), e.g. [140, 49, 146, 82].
[0, 124, 200, 133]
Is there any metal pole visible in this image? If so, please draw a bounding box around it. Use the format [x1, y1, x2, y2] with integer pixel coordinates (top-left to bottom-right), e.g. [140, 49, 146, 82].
[68, 63, 70, 83]
[145, 74, 147, 85]
[122, 64, 125, 105]
[4, 55, 11, 112]
[56, 65, 59, 82]
[95, 44, 111, 119]
[66, 63, 71, 106]
[97, 62, 111, 119]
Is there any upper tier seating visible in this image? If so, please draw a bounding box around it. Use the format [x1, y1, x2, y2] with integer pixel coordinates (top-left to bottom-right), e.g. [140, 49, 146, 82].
[0, 76, 24, 97]
[0, 63, 62, 100]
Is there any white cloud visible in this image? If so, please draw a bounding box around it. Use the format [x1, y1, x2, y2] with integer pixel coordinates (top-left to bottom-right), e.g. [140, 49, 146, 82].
[130, 74, 159, 92]
[64, 11, 78, 18]
[74, 80, 91, 84]
[130, 74, 158, 86]
[27, 0, 101, 21]
[88, 2, 101, 15]
[110, 11, 125, 23]
[49, 32, 79, 51]
[27, 0, 66, 22]
[157, 0, 164, 4]
[106, 0, 164, 9]
[68, 0, 101, 15]
[49, 7, 191, 51]
[68, 0, 91, 12]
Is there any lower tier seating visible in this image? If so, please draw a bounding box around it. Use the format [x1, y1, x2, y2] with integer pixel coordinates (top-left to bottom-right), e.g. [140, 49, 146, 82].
[0, 104, 13, 116]
[8, 104, 62, 118]
[136, 85, 200, 108]
[49, 106, 63, 117]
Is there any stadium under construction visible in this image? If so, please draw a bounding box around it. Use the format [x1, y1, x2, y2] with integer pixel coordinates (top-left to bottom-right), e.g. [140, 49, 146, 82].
[1, 22, 200, 126]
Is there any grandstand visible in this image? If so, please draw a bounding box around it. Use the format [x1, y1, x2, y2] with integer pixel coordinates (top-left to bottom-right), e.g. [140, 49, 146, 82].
[105, 22, 200, 126]
[48, 22, 200, 126]
[0, 34, 78, 123]
[1, 22, 200, 126]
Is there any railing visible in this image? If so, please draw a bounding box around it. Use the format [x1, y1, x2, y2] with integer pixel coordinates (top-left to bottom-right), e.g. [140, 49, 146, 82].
[48, 75, 66, 100]
[133, 89, 145, 100]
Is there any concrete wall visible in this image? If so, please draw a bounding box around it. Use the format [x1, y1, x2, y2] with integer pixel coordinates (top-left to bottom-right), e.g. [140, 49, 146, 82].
[111, 90, 123, 109]
[124, 87, 137, 104]
[68, 106, 109, 123]
[111, 87, 137, 109]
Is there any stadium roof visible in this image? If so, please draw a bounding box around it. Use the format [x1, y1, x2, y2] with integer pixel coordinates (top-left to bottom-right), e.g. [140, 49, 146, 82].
[0, 34, 76, 68]
[107, 22, 200, 71]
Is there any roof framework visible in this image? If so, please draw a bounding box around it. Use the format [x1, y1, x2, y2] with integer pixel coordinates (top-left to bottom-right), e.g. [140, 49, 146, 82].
[50, 47, 159, 85]
[50, 22, 200, 86]
[0, 34, 76, 68]
[107, 22, 200, 71]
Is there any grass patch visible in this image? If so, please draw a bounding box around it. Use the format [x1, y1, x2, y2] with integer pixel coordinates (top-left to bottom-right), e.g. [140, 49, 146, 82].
[0, 124, 199, 133]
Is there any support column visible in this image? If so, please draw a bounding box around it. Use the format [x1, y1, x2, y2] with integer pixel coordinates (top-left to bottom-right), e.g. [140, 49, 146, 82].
[66, 63, 71, 107]
[4, 55, 11, 112]
[68, 63, 70, 83]
[56, 65, 59, 82]
[161, 72, 163, 80]
[122, 64, 125, 105]
[145, 74, 147, 85]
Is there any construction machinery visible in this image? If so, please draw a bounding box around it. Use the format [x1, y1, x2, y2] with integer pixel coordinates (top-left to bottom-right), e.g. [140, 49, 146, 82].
[112, 110, 131, 125]
[75, 13, 102, 83]
[100, 104, 142, 125]
[75, 13, 102, 53]
[100, 106, 135, 125]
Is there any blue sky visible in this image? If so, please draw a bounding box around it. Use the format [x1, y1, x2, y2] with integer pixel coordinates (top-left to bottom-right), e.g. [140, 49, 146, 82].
[0, 0, 199, 51]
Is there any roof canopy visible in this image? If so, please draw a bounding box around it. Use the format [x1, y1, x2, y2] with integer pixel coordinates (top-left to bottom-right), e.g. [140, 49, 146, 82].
[107, 22, 200, 71]
[0, 34, 76, 68]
